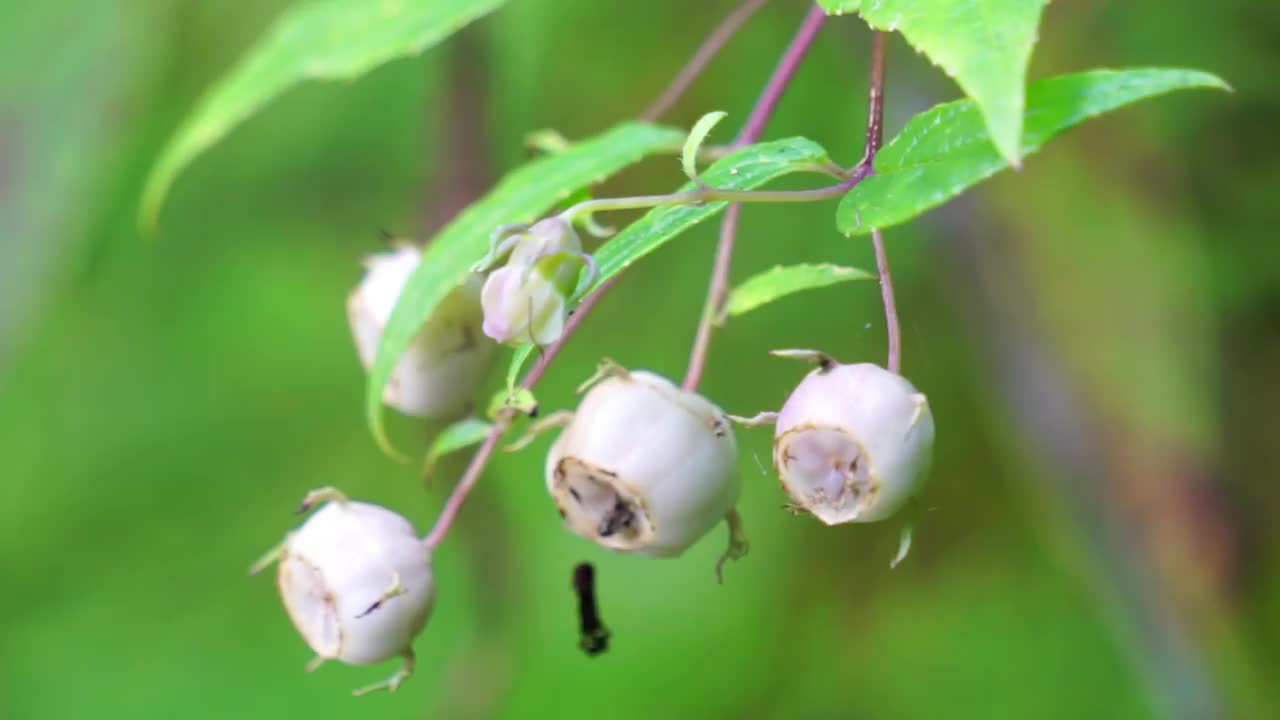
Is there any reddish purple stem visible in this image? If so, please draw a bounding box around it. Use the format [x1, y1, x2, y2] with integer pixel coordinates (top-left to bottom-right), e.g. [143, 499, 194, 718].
[682, 4, 828, 392]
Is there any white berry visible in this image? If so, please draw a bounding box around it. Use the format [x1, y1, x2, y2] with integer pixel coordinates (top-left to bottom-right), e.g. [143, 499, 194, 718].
[545, 368, 740, 557]
[256, 490, 434, 695]
[773, 362, 934, 524]
[347, 244, 493, 418]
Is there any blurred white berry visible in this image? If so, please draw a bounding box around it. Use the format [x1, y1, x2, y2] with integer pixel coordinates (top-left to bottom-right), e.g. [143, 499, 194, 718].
[479, 217, 596, 347]
[773, 362, 933, 525]
[544, 368, 740, 557]
[348, 244, 494, 418]
[253, 488, 434, 695]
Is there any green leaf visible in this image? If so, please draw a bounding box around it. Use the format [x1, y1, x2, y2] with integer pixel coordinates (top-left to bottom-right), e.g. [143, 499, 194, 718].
[817, 0, 1048, 165]
[140, 0, 505, 231]
[423, 417, 492, 481]
[368, 122, 684, 455]
[592, 137, 832, 287]
[838, 68, 1229, 236]
[726, 263, 874, 318]
[506, 344, 536, 393]
[682, 111, 728, 182]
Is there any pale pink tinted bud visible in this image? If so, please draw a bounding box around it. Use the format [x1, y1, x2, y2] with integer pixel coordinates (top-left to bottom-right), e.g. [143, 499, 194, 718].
[480, 263, 568, 346]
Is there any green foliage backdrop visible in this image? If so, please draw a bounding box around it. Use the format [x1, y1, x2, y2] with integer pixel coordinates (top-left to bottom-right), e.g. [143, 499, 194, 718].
[2, 1, 1278, 719]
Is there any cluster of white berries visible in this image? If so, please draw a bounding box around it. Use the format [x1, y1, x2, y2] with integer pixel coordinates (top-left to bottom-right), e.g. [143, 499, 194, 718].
[255, 233, 934, 694]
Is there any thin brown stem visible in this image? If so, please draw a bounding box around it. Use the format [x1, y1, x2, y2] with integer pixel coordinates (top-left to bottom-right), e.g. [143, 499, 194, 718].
[423, 277, 619, 551]
[863, 31, 886, 159]
[871, 229, 900, 372]
[861, 32, 899, 373]
[682, 203, 741, 391]
[681, 4, 827, 392]
[640, 0, 770, 122]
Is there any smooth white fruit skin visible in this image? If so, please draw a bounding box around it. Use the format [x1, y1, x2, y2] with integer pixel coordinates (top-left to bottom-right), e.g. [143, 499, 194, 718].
[348, 245, 493, 418]
[278, 501, 434, 666]
[480, 264, 567, 346]
[545, 370, 739, 557]
[774, 363, 934, 524]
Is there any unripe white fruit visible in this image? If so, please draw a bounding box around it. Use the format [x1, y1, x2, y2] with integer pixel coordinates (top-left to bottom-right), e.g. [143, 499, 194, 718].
[348, 245, 493, 418]
[277, 499, 435, 667]
[545, 369, 740, 557]
[773, 362, 934, 525]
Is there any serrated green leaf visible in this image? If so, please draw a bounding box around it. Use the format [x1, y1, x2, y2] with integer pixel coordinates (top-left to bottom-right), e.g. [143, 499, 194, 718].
[368, 122, 684, 455]
[838, 68, 1229, 236]
[140, 0, 504, 231]
[592, 138, 832, 287]
[817, 0, 1048, 165]
[487, 387, 537, 419]
[423, 417, 492, 481]
[726, 263, 874, 318]
[682, 111, 728, 182]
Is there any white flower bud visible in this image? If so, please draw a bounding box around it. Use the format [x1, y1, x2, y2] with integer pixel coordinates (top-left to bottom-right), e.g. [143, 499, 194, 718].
[773, 362, 934, 525]
[276, 498, 435, 670]
[480, 218, 594, 347]
[480, 261, 570, 346]
[507, 217, 581, 266]
[348, 245, 494, 418]
[545, 369, 739, 557]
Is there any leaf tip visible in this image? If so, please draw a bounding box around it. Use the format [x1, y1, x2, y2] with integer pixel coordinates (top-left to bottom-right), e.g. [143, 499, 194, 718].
[367, 400, 408, 463]
[138, 173, 168, 239]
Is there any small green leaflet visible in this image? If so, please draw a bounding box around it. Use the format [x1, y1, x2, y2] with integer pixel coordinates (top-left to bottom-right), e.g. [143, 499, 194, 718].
[141, 0, 505, 231]
[726, 263, 873, 318]
[506, 344, 536, 394]
[817, 0, 1048, 166]
[591, 138, 833, 288]
[487, 387, 537, 419]
[682, 111, 728, 182]
[423, 417, 493, 482]
[838, 68, 1229, 235]
[368, 122, 684, 455]
[490, 344, 539, 420]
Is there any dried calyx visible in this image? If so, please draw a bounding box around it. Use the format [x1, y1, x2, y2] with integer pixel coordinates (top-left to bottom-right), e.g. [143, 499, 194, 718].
[348, 244, 494, 418]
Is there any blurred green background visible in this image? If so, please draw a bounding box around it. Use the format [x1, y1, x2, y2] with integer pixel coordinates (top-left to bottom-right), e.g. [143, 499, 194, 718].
[2, 1, 1278, 718]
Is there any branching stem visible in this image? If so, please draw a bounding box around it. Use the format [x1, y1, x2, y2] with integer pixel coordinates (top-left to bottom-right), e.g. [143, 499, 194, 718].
[862, 33, 901, 373]
[423, 4, 863, 550]
[683, 4, 828, 392]
[558, 168, 866, 224]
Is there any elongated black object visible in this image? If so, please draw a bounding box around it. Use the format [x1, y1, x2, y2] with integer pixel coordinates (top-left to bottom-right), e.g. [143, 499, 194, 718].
[573, 562, 610, 656]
